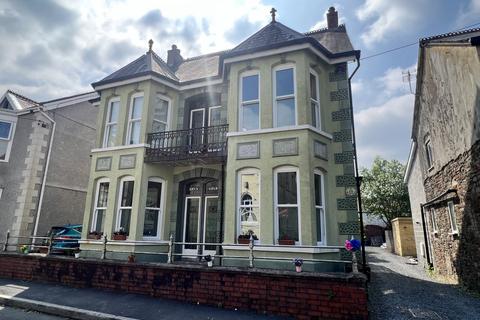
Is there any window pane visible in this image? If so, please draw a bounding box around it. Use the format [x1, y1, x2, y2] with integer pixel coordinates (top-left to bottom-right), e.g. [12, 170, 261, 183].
[146, 181, 162, 208]
[209, 108, 222, 126]
[185, 198, 199, 249]
[448, 202, 457, 231]
[0, 121, 11, 139]
[316, 207, 323, 243]
[278, 207, 298, 241]
[276, 98, 295, 126]
[242, 75, 259, 101]
[109, 101, 120, 122]
[276, 68, 294, 96]
[121, 180, 134, 206]
[0, 141, 7, 160]
[154, 97, 169, 123]
[242, 103, 259, 130]
[205, 197, 220, 250]
[106, 124, 117, 147]
[311, 102, 318, 128]
[240, 173, 260, 206]
[129, 121, 141, 144]
[152, 120, 166, 133]
[95, 209, 105, 233]
[120, 209, 131, 234]
[131, 96, 143, 119]
[97, 182, 109, 207]
[239, 172, 260, 239]
[143, 209, 159, 237]
[314, 174, 322, 206]
[310, 73, 317, 100]
[277, 172, 297, 204]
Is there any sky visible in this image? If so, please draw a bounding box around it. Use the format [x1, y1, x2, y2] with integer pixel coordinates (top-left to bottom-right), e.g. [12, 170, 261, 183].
[1, 0, 479, 168]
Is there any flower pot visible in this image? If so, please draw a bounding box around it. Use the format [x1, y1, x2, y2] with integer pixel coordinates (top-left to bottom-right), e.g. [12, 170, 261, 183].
[87, 234, 102, 240]
[74, 252, 81, 259]
[295, 266, 302, 273]
[238, 238, 250, 244]
[207, 261, 213, 267]
[113, 234, 127, 241]
[278, 239, 295, 245]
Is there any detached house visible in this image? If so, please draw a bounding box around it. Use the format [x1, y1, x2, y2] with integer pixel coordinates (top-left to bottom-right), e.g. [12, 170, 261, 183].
[80, 8, 361, 271]
[404, 28, 480, 290]
[0, 90, 98, 244]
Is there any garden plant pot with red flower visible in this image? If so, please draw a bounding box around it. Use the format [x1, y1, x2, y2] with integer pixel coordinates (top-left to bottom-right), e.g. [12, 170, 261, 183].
[278, 234, 295, 245]
[113, 228, 127, 240]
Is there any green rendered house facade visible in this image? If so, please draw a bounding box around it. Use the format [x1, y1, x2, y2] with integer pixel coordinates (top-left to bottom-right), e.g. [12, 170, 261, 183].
[80, 7, 361, 271]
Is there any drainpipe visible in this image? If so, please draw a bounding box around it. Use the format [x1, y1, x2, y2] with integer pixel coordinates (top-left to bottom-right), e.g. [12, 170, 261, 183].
[347, 56, 366, 270]
[32, 109, 56, 240]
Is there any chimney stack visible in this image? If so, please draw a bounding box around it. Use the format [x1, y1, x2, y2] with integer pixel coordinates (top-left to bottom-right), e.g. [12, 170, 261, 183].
[327, 7, 338, 29]
[167, 44, 183, 71]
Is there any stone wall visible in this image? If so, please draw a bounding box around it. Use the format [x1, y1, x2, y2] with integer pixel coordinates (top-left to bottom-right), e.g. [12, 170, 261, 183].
[423, 140, 480, 291]
[0, 253, 368, 320]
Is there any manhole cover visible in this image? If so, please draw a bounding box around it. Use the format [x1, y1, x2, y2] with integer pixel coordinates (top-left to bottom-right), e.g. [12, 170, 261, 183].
[409, 308, 443, 319]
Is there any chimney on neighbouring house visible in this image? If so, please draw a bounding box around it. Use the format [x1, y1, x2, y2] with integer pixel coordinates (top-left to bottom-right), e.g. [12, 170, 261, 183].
[167, 44, 183, 71]
[327, 6, 338, 29]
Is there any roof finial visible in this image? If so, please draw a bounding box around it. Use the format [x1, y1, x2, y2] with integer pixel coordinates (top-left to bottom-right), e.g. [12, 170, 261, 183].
[148, 39, 153, 52]
[270, 7, 277, 22]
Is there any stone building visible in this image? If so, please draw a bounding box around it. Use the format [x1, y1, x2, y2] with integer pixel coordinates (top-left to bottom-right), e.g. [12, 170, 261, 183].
[404, 28, 480, 290]
[0, 90, 98, 244]
[80, 7, 362, 271]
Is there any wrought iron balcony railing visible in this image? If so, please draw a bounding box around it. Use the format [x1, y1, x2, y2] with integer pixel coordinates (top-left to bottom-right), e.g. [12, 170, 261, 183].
[145, 124, 228, 164]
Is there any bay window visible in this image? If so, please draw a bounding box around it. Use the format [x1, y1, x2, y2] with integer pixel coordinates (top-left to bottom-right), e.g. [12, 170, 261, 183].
[143, 178, 164, 239]
[91, 178, 109, 233]
[239, 72, 260, 131]
[274, 66, 296, 127]
[310, 71, 321, 129]
[127, 94, 144, 145]
[314, 170, 326, 244]
[116, 177, 134, 235]
[0, 120, 14, 161]
[238, 169, 260, 240]
[275, 167, 300, 243]
[103, 98, 120, 147]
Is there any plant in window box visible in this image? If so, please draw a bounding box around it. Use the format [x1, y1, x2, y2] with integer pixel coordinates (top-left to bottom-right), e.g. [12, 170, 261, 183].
[293, 258, 303, 272]
[112, 228, 127, 241]
[278, 234, 295, 245]
[237, 230, 258, 244]
[204, 254, 214, 267]
[87, 231, 103, 240]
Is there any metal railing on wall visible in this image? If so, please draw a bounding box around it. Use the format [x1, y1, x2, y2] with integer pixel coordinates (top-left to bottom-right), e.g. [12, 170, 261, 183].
[1, 231, 79, 255]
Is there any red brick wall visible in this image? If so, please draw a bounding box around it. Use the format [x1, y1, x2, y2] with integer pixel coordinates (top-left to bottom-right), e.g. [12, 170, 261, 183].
[0, 254, 368, 319]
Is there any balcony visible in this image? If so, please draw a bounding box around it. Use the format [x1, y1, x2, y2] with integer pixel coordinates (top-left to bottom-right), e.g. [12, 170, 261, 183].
[145, 124, 228, 165]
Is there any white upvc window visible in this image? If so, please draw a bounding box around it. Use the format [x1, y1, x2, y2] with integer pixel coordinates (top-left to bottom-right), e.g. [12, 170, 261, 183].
[310, 70, 321, 129]
[143, 177, 165, 240]
[0, 119, 15, 162]
[274, 65, 296, 127]
[430, 208, 438, 233]
[447, 201, 458, 234]
[237, 168, 261, 241]
[103, 98, 120, 148]
[91, 178, 109, 233]
[425, 139, 433, 170]
[314, 170, 326, 245]
[127, 93, 144, 145]
[239, 71, 260, 131]
[151, 94, 170, 133]
[274, 166, 301, 244]
[116, 176, 135, 236]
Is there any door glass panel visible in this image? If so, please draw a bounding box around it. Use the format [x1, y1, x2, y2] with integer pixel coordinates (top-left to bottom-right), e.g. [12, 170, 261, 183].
[204, 197, 219, 251]
[209, 107, 222, 126]
[185, 198, 200, 249]
[190, 110, 204, 149]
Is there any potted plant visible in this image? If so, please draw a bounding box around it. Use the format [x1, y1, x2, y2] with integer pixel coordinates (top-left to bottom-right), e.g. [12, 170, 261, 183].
[74, 249, 81, 259]
[293, 258, 303, 272]
[204, 255, 214, 267]
[128, 254, 136, 263]
[345, 237, 361, 273]
[278, 234, 295, 245]
[112, 228, 127, 241]
[20, 245, 29, 254]
[237, 230, 258, 244]
[87, 231, 102, 240]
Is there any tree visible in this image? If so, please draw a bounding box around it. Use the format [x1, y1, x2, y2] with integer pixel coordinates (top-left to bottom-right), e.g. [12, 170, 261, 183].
[360, 157, 411, 230]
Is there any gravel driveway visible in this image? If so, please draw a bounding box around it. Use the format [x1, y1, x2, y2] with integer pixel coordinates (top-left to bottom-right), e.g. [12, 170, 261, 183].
[367, 246, 480, 319]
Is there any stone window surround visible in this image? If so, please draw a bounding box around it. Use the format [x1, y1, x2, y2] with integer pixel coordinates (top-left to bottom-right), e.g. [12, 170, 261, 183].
[143, 177, 166, 241]
[115, 176, 135, 235]
[91, 177, 110, 233]
[447, 201, 458, 235]
[103, 97, 120, 148]
[314, 169, 326, 245]
[309, 68, 321, 130]
[239, 69, 260, 131]
[273, 63, 297, 128]
[126, 92, 144, 145]
[237, 168, 261, 243]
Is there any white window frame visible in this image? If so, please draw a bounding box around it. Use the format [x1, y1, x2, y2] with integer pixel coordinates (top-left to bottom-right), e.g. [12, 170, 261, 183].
[239, 71, 260, 131]
[0, 187, 3, 199]
[273, 64, 297, 128]
[208, 105, 222, 127]
[310, 69, 321, 130]
[237, 168, 261, 243]
[91, 178, 109, 233]
[274, 166, 301, 245]
[143, 177, 166, 240]
[103, 97, 120, 148]
[126, 93, 144, 145]
[152, 94, 171, 133]
[430, 208, 438, 234]
[447, 201, 458, 234]
[0, 117, 15, 163]
[314, 169, 326, 245]
[425, 139, 433, 170]
[115, 176, 135, 234]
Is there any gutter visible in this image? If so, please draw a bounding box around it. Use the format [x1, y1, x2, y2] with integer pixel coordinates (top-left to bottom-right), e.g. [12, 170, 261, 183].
[403, 140, 417, 183]
[32, 109, 56, 239]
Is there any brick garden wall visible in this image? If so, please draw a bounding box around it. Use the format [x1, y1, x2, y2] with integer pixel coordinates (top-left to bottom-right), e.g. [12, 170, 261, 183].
[0, 253, 368, 319]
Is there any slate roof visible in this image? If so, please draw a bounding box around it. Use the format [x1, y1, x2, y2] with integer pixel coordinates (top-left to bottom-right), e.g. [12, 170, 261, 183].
[92, 20, 358, 88]
[1, 90, 40, 111]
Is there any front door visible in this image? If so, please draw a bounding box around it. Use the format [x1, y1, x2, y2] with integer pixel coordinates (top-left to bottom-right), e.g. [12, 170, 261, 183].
[182, 179, 220, 257]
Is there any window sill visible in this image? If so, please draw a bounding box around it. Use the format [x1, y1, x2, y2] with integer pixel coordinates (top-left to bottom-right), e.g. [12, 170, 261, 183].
[448, 231, 459, 236]
[427, 166, 434, 172]
[222, 245, 339, 254]
[91, 144, 148, 153]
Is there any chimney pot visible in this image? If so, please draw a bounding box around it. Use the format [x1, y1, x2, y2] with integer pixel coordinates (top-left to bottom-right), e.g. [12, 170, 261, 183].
[327, 6, 338, 29]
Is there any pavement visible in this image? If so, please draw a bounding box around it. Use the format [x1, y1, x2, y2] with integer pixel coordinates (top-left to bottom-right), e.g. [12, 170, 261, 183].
[367, 246, 480, 320]
[0, 305, 67, 320]
[0, 278, 285, 320]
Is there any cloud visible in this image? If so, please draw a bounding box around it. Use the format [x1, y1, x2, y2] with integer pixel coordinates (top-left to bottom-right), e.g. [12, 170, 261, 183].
[456, 0, 480, 27]
[309, 4, 345, 31]
[225, 16, 262, 44]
